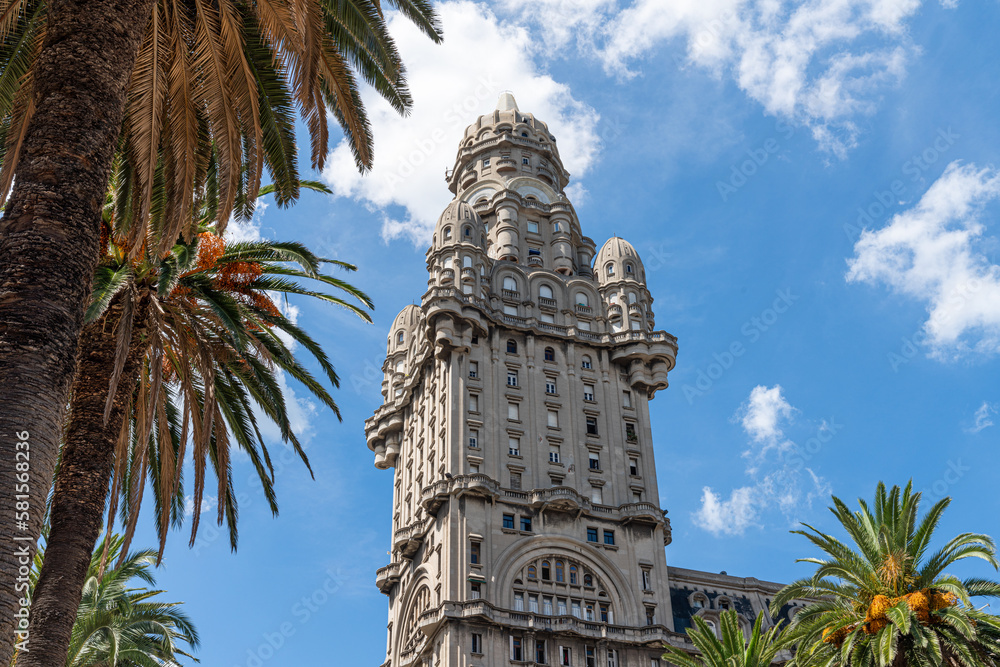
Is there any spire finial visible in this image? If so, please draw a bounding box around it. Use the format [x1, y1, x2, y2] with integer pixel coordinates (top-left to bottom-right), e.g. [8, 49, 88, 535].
[496, 91, 518, 112]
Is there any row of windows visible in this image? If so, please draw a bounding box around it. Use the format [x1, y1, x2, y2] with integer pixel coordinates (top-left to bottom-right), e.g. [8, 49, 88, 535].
[471, 633, 660, 667]
[514, 594, 612, 622]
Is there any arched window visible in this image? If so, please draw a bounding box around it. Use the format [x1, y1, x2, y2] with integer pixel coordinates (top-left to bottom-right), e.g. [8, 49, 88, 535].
[527, 565, 537, 579]
[443, 257, 453, 270]
[521, 131, 529, 137]
[609, 293, 619, 305]
[464, 226, 472, 237]
[606, 263, 615, 276]
[625, 263, 633, 274]
[503, 276, 518, 292]
[576, 293, 589, 307]
[553, 222, 562, 232]
[507, 339, 518, 354]
[541, 561, 551, 580]
[584, 573, 593, 587]
[581, 355, 592, 370]
[397, 332, 405, 344]
[463, 255, 473, 268]
[569, 565, 578, 585]
[555, 560, 564, 582]
[443, 227, 452, 240]
[395, 360, 404, 372]
[539, 284, 553, 299]
[544, 347, 555, 362]
[628, 292, 637, 304]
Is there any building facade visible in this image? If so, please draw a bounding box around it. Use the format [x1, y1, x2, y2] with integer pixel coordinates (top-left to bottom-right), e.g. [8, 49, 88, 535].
[365, 94, 798, 667]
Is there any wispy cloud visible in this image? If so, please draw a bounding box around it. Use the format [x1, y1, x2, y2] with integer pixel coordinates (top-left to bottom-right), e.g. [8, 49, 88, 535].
[846, 161, 1000, 359]
[965, 401, 996, 434]
[693, 385, 831, 536]
[500, 0, 954, 156]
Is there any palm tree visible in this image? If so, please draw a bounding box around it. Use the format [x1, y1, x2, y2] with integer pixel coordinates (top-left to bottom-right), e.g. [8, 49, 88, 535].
[0, 1, 441, 653]
[24, 185, 372, 665]
[663, 610, 789, 667]
[771, 482, 1000, 667]
[17, 533, 199, 666]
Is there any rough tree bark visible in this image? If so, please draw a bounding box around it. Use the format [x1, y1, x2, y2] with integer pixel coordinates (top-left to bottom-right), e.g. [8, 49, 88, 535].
[19, 294, 149, 667]
[0, 0, 155, 659]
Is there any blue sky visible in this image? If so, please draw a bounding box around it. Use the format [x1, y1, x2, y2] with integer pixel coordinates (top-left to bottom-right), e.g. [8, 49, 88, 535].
[132, 1, 1000, 663]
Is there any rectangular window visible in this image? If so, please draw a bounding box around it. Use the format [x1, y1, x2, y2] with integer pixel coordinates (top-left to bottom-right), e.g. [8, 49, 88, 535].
[641, 569, 651, 590]
[547, 410, 559, 428]
[629, 457, 639, 476]
[586, 527, 598, 542]
[585, 603, 594, 621]
[470, 581, 481, 599]
[625, 422, 637, 442]
[510, 471, 522, 489]
[509, 437, 520, 456]
[600, 604, 610, 623]
[586, 647, 596, 667]
[507, 371, 518, 386]
[470, 541, 481, 565]
[483, 157, 491, 167]
[549, 445, 560, 463]
[603, 530, 615, 545]
[523, 156, 530, 165]
[607, 649, 618, 667]
[591, 486, 603, 504]
[584, 384, 595, 401]
[541, 312, 555, 323]
[471, 633, 482, 654]
[514, 592, 524, 611]
[511, 637, 522, 661]
[543, 596, 553, 615]
[503, 514, 515, 530]
[646, 607, 655, 625]
[537, 640, 547, 664]
[508, 402, 520, 420]
[588, 452, 600, 470]
[528, 220, 539, 233]
[586, 416, 598, 435]
[558, 598, 567, 615]
[545, 379, 557, 394]
[469, 361, 478, 378]
[623, 390, 632, 407]
[469, 394, 479, 412]
[470, 462, 480, 474]
[520, 516, 532, 532]
[561, 647, 572, 666]
[529, 594, 539, 613]
[469, 430, 478, 448]
[503, 304, 518, 316]
[572, 601, 582, 618]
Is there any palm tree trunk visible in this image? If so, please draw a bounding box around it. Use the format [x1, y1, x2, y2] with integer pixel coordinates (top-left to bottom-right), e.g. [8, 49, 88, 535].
[19, 294, 149, 667]
[0, 0, 155, 658]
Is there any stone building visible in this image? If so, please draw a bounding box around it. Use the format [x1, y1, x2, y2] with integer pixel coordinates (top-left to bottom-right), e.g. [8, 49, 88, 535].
[364, 94, 800, 667]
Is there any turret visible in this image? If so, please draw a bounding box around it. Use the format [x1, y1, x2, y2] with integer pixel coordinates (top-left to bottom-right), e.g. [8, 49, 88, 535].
[596, 237, 655, 331]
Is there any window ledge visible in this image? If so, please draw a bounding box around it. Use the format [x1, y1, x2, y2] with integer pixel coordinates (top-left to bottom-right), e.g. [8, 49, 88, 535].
[602, 544, 619, 551]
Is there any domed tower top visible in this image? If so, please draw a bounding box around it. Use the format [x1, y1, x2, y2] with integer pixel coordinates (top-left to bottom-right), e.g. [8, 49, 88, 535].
[433, 199, 486, 251]
[446, 93, 570, 195]
[387, 304, 422, 352]
[596, 237, 646, 286]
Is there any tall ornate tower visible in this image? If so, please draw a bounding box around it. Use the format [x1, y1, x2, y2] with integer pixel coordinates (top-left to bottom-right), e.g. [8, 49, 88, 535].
[366, 93, 711, 667]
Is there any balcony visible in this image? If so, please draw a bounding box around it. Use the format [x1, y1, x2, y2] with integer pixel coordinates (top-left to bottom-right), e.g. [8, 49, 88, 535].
[496, 157, 517, 172]
[461, 170, 477, 188]
[575, 304, 592, 315]
[416, 600, 676, 645]
[393, 517, 431, 557]
[501, 289, 520, 300]
[619, 502, 664, 524]
[538, 296, 558, 310]
[420, 474, 500, 515]
[375, 561, 404, 594]
[607, 303, 623, 316]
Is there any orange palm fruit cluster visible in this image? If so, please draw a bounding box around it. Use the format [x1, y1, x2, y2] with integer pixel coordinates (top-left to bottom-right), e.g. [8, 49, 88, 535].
[822, 624, 856, 645]
[216, 261, 263, 290]
[196, 232, 226, 270]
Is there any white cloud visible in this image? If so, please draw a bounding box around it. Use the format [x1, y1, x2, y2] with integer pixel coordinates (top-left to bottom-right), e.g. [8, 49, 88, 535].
[693, 486, 759, 536]
[966, 401, 996, 434]
[183, 494, 218, 518]
[500, 0, 943, 155]
[694, 385, 831, 536]
[321, 1, 601, 247]
[740, 384, 795, 448]
[846, 161, 1000, 358]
